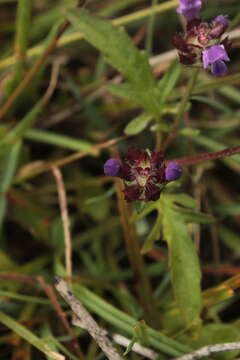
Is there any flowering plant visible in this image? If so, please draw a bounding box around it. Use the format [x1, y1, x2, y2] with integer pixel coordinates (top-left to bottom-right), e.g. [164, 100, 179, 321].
[173, 0, 231, 76]
[104, 148, 182, 202]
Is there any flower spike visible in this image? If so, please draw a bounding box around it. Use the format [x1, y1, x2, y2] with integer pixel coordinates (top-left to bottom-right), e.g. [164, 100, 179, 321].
[103, 149, 182, 202]
[173, 1, 231, 76]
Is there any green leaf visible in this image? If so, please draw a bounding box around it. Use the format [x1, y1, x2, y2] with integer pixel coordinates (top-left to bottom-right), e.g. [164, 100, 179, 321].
[0, 142, 22, 235]
[124, 113, 153, 135]
[167, 193, 196, 208]
[157, 60, 181, 114]
[24, 129, 95, 153]
[0, 311, 65, 360]
[191, 324, 240, 360]
[66, 8, 155, 88]
[172, 206, 216, 224]
[191, 96, 233, 114]
[106, 83, 160, 115]
[73, 284, 192, 356]
[161, 194, 202, 326]
[123, 336, 137, 356]
[141, 213, 162, 254]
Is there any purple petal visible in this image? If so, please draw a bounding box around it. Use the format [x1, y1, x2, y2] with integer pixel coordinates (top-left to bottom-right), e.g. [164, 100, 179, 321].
[176, 0, 202, 20]
[165, 162, 182, 181]
[211, 60, 228, 76]
[104, 158, 121, 177]
[202, 45, 230, 69]
[213, 15, 229, 28]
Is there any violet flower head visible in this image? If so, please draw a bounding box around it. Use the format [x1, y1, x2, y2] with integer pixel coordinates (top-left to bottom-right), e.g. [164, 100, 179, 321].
[212, 15, 229, 28]
[173, 0, 231, 76]
[165, 162, 182, 181]
[177, 0, 202, 21]
[202, 44, 230, 76]
[104, 158, 121, 177]
[103, 148, 182, 202]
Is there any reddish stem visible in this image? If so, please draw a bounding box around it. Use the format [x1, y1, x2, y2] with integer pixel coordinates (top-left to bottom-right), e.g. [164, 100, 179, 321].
[168, 146, 240, 166]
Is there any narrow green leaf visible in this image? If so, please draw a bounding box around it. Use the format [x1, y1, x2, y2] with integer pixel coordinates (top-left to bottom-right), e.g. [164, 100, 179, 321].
[25, 128, 95, 153]
[0, 141, 22, 234]
[73, 284, 192, 356]
[191, 96, 233, 114]
[123, 336, 137, 356]
[0, 100, 44, 149]
[0, 311, 65, 360]
[157, 60, 181, 113]
[124, 113, 153, 135]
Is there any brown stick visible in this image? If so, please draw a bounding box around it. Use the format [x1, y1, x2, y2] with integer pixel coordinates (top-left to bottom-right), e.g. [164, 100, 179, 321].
[51, 166, 72, 282]
[55, 277, 123, 360]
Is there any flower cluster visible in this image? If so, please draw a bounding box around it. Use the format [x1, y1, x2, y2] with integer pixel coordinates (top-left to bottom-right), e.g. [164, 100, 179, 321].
[173, 0, 231, 76]
[104, 148, 182, 202]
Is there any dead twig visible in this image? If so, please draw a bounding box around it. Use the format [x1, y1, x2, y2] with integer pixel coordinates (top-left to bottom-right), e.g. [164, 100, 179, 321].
[54, 276, 123, 360]
[174, 342, 240, 360]
[51, 167, 72, 282]
[111, 333, 158, 360]
[37, 277, 84, 359]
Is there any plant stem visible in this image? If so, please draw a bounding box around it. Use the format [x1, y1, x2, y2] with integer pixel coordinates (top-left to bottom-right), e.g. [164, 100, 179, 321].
[115, 178, 160, 327]
[170, 145, 240, 166]
[145, 0, 158, 56]
[12, 0, 32, 87]
[163, 67, 200, 149]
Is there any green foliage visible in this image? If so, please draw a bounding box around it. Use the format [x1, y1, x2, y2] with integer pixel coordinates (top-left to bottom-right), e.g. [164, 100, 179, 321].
[161, 194, 202, 327]
[0, 1, 240, 358]
[132, 191, 215, 326]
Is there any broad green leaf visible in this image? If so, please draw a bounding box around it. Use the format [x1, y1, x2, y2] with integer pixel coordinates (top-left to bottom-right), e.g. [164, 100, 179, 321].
[66, 9, 155, 88]
[161, 194, 202, 326]
[167, 193, 196, 208]
[106, 83, 159, 115]
[172, 206, 216, 224]
[124, 113, 153, 135]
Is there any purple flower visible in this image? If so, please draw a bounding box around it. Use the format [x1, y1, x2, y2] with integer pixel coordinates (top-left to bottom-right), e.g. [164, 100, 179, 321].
[202, 45, 230, 76]
[165, 162, 182, 181]
[210, 15, 229, 38]
[173, 1, 231, 76]
[104, 158, 121, 176]
[177, 0, 202, 20]
[104, 149, 183, 202]
[121, 148, 165, 202]
[213, 15, 229, 28]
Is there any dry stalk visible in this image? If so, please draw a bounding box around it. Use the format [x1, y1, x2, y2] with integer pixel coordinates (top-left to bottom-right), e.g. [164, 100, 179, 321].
[51, 167, 72, 282]
[55, 277, 123, 360]
[174, 342, 240, 360]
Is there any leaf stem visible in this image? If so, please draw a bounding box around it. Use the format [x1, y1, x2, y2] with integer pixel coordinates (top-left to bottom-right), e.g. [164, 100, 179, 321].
[115, 178, 160, 327]
[170, 146, 240, 166]
[163, 68, 200, 149]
